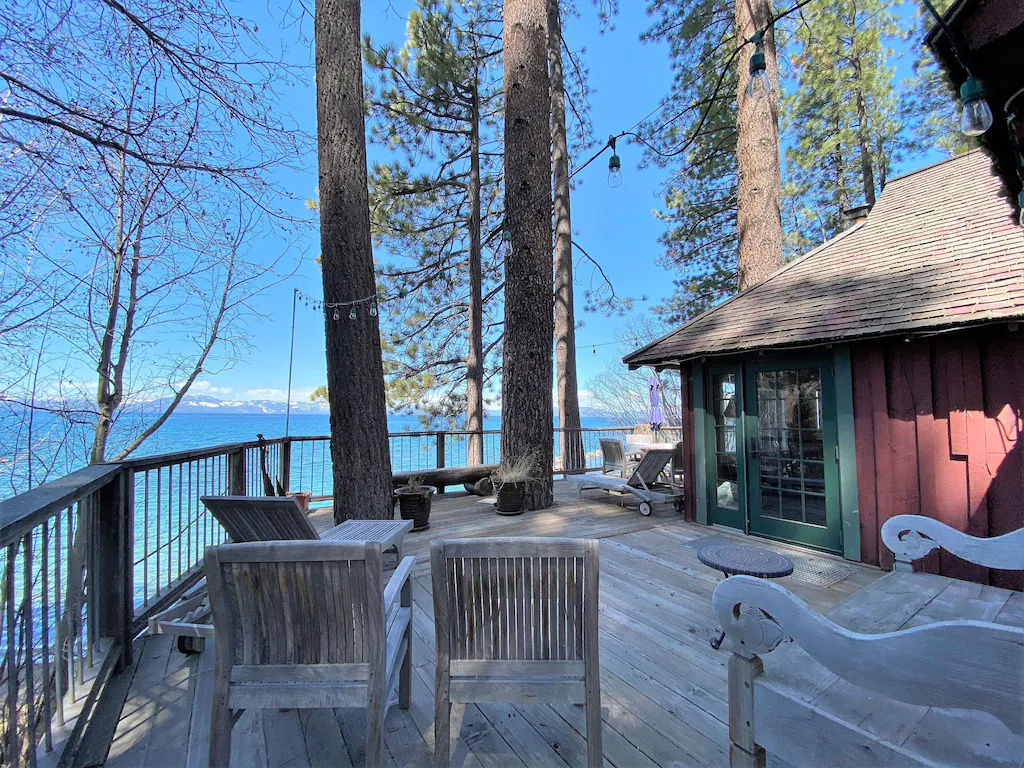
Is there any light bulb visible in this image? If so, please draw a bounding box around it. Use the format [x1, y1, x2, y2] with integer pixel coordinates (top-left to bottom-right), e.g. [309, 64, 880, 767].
[959, 76, 993, 137]
[1018, 192, 1024, 227]
[332, 308, 340, 321]
[607, 154, 623, 188]
[747, 69, 771, 102]
[747, 48, 770, 103]
[369, 302, 377, 317]
[348, 307, 356, 320]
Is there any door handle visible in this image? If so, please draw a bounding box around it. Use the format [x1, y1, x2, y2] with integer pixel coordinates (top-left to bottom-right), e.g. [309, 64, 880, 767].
[749, 435, 759, 457]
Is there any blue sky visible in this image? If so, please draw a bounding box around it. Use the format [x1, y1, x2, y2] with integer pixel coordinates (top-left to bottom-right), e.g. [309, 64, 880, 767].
[186, 1, 945, 408]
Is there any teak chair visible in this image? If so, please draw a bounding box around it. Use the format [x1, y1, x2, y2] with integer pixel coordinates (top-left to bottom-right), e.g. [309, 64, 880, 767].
[205, 540, 414, 768]
[200, 495, 319, 542]
[431, 537, 602, 767]
[599, 438, 633, 477]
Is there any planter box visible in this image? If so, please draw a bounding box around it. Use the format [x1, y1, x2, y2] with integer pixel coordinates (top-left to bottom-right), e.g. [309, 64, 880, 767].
[287, 491, 312, 514]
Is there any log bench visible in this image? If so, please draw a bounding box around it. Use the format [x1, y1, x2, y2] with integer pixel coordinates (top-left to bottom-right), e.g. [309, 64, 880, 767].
[713, 515, 1024, 767]
[392, 464, 498, 493]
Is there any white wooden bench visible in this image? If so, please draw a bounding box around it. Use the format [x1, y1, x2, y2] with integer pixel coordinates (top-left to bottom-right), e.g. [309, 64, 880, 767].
[713, 516, 1024, 767]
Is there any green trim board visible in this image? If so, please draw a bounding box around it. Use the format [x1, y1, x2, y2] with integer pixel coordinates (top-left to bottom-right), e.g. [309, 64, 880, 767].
[833, 346, 861, 561]
[692, 359, 709, 526]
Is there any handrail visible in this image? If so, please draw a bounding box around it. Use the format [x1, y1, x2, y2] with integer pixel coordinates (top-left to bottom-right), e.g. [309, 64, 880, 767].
[0, 463, 121, 547]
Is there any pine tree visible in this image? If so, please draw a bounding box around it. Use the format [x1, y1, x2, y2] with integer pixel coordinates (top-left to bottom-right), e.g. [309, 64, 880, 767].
[502, 0, 555, 510]
[549, 0, 585, 473]
[783, 0, 914, 247]
[315, 0, 394, 522]
[364, 1, 505, 463]
[640, 0, 742, 323]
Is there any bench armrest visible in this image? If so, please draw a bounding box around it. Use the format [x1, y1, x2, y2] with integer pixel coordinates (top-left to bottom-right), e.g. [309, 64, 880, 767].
[383, 555, 415, 618]
[881, 514, 1024, 571]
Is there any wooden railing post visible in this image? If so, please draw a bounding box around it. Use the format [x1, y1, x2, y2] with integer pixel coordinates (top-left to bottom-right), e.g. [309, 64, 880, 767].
[97, 468, 134, 670]
[279, 440, 292, 494]
[435, 431, 446, 494]
[227, 449, 245, 495]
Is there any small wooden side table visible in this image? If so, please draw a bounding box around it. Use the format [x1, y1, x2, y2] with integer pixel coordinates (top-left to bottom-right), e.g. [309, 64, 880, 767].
[698, 542, 794, 649]
[321, 518, 414, 568]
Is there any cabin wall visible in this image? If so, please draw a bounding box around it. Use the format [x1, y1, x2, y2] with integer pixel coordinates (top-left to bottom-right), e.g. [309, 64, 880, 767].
[850, 327, 1023, 589]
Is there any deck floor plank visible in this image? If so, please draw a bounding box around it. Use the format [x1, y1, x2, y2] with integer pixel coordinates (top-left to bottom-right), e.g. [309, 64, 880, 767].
[98, 482, 881, 767]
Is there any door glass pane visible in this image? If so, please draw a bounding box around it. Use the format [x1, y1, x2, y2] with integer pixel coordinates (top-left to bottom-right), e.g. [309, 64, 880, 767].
[712, 373, 739, 510]
[755, 367, 827, 528]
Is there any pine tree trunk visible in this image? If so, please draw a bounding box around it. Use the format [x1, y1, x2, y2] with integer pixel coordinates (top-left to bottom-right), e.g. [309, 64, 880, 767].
[548, 0, 584, 474]
[502, 0, 554, 510]
[735, 0, 783, 290]
[466, 73, 485, 466]
[315, 0, 394, 522]
[853, 60, 877, 207]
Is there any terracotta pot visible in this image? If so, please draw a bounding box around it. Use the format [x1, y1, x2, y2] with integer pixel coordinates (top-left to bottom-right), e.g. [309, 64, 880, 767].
[287, 491, 312, 514]
[395, 486, 435, 531]
[495, 482, 525, 515]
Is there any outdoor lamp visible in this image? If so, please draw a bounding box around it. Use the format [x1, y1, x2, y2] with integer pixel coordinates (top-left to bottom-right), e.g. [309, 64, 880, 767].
[747, 33, 771, 103]
[959, 75, 993, 136]
[607, 136, 623, 188]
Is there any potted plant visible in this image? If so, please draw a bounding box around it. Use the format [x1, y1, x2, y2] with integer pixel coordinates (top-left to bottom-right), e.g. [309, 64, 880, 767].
[394, 476, 435, 531]
[491, 453, 537, 516]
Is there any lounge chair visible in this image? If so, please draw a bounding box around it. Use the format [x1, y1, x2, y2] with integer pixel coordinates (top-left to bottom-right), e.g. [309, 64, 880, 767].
[571, 447, 678, 516]
[599, 438, 635, 477]
[431, 537, 602, 767]
[206, 540, 414, 768]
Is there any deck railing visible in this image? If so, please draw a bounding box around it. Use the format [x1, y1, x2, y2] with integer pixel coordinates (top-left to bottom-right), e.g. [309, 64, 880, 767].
[0, 424, 676, 765]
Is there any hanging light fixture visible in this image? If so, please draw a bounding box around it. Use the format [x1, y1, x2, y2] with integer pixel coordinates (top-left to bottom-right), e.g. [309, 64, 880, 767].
[747, 31, 771, 103]
[348, 306, 357, 320]
[959, 75, 993, 136]
[607, 136, 623, 188]
[332, 308, 340, 321]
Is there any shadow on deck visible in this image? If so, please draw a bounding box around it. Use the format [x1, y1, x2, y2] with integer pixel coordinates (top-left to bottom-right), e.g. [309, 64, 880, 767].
[97, 481, 881, 767]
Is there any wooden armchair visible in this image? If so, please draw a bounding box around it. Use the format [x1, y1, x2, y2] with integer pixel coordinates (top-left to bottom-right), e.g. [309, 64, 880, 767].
[599, 438, 632, 477]
[430, 537, 603, 767]
[205, 540, 414, 768]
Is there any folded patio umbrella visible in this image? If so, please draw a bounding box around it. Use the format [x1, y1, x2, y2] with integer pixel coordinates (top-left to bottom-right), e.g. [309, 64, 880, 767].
[648, 373, 665, 432]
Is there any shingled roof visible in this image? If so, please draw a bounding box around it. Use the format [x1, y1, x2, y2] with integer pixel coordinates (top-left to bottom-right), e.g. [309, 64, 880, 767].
[624, 150, 1024, 369]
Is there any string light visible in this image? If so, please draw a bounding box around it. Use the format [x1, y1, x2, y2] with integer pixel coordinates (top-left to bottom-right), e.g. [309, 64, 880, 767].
[747, 31, 771, 103]
[959, 75, 993, 136]
[607, 136, 623, 188]
[295, 289, 386, 321]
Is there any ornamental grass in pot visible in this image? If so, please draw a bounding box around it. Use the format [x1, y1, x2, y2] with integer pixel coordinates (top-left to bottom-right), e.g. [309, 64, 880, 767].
[491, 453, 538, 516]
[394, 476, 435, 531]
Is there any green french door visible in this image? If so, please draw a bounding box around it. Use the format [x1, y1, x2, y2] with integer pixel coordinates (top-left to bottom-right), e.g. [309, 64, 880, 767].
[706, 367, 745, 532]
[743, 359, 841, 552]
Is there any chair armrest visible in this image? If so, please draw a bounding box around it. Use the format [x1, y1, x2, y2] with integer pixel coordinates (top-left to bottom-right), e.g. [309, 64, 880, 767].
[881, 514, 1024, 571]
[383, 555, 415, 617]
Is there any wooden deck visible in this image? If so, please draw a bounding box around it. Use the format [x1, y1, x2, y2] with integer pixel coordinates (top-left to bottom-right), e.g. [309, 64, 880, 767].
[98, 481, 882, 768]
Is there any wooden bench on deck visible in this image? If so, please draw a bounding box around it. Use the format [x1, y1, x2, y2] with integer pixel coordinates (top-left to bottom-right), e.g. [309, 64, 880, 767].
[713, 515, 1024, 767]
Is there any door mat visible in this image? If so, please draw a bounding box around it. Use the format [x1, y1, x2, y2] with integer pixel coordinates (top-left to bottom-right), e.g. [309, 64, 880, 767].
[685, 534, 859, 587]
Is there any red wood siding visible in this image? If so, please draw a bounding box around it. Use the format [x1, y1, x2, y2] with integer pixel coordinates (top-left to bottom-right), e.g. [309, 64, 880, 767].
[851, 327, 1023, 589]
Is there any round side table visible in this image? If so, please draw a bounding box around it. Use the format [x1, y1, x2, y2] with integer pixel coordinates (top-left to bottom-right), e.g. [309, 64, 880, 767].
[697, 542, 794, 649]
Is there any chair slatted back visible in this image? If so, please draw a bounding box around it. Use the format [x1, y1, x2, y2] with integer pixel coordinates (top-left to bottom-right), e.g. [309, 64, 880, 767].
[628, 448, 676, 488]
[599, 439, 625, 467]
[201, 495, 319, 543]
[205, 541, 383, 667]
[432, 538, 598, 663]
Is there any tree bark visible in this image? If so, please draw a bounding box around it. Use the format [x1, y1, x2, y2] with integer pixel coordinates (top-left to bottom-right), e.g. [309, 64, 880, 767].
[466, 68, 485, 466]
[502, 0, 554, 510]
[853, 59, 877, 207]
[735, 0, 783, 290]
[315, 0, 394, 522]
[548, 0, 584, 474]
